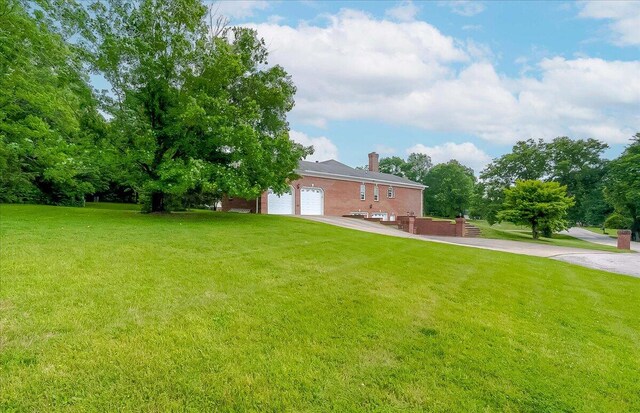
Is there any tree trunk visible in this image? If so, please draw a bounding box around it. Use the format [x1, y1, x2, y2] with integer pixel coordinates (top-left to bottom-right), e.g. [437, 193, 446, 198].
[632, 218, 640, 242]
[532, 221, 539, 239]
[151, 191, 165, 212]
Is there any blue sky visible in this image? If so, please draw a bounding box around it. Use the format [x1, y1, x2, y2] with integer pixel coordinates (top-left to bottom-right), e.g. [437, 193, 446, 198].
[90, 1, 636, 173]
[208, 0, 640, 172]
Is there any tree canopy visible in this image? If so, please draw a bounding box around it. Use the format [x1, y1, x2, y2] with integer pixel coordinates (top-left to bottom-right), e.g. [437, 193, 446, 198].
[423, 160, 475, 218]
[0, 0, 109, 205]
[497, 180, 575, 239]
[379, 153, 432, 182]
[480, 137, 610, 225]
[36, 0, 310, 211]
[604, 134, 640, 240]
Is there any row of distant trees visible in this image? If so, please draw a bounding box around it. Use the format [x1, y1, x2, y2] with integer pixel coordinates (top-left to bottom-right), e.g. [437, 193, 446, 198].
[379, 135, 640, 240]
[0, 0, 311, 212]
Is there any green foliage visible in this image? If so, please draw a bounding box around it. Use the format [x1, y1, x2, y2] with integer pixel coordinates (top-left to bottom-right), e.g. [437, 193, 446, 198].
[604, 213, 633, 230]
[604, 134, 640, 240]
[423, 160, 475, 218]
[469, 181, 488, 220]
[497, 180, 575, 239]
[481, 139, 547, 188]
[404, 153, 432, 182]
[380, 154, 475, 219]
[480, 137, 610, 225]
[378, 153, 432, 182]
[379, 156, 407, 176]
[479, 139, 546, 224]
[42, 0, 310, 212]
[0, 1, 109, 205]
[546, 137, 610, 224]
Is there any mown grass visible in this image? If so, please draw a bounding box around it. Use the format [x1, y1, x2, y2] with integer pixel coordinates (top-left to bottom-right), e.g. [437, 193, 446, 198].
[1, 205, 639, 411]
[83, 202, 141, 211]
[469, 220, 624, 252]
[584, 226, 619, 238]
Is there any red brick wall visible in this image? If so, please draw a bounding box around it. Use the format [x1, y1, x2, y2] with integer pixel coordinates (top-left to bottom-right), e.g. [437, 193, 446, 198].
[258, 176, 422, 217]
[220, 195, 257, 213]
[414, 218, 456, 236]
[397, 216, 416, 233]
[410, 217, 466, 237]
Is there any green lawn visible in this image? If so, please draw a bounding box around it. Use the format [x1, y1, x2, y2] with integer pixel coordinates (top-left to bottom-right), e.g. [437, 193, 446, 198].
[2, 205, 640, 411]
[469, 220, 624, 252]
[83, 201, 141, 211]
[584, 226, 619, 238]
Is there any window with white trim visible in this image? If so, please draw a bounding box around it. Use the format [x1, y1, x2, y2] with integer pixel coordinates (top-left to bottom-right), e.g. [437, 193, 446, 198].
[374, 185, 379, 201]
[360, 184, 366, 201]
[387, 186, 395, 198]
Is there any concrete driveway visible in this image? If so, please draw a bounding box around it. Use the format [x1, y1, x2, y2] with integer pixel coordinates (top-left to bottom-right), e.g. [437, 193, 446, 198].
[300, 216, 640, 278]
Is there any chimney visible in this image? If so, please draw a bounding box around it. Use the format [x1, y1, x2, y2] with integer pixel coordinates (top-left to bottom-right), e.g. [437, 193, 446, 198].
[368, 152, 379, 172]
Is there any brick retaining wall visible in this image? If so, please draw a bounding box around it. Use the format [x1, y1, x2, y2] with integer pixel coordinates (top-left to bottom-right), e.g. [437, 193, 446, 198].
[398, 216, 467, 237]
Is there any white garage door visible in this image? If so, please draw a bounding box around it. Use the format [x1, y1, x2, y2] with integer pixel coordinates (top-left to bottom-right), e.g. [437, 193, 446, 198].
[267, 188, 294, 215]
[300, 187, 324, 215]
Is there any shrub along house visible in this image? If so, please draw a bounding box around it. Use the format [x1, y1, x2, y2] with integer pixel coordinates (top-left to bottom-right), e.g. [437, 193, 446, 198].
[222, 152, 425, 220]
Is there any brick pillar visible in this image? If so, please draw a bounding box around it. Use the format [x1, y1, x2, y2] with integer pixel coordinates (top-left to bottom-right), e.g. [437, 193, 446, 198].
[455, 218, 465, 237]
[408, 216, 415, 234]
[617, 230, 632, 250]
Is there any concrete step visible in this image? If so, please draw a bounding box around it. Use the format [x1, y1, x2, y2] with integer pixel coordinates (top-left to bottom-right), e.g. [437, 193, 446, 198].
[464, 223, 481, 237]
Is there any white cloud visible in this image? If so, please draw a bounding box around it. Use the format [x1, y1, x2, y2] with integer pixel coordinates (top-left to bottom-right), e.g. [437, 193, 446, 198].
[512, 57, 640, 143]
[374, 144, 396, 155]
[440, 1, 486, 17]
[407, 142, 492, 174]
[248, 9, 640, 147]
[462, 24, 482, 31]
[267, 15, 285, 25]
[578, 1, 640, 46]
[290, 130, 339, 162]
[212, 0, 268, 20]
[385, 1, 419, 22]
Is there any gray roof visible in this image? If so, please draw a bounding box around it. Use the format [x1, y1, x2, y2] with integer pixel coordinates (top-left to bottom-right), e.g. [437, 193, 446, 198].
[296, 160, 425, 188]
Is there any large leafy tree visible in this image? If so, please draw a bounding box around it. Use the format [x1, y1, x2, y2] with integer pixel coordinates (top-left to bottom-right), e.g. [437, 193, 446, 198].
[43, 0, 310, 212]
[0, 0, 108, 205]
[497, 180, 575, 239]
[378, 153, 432, 182]
[546, 137, 610, 224]
[480, 137, 610, 225]
[404, 153, 432, 182]
[379, 156, 407, 177]
[480, 139, 547, 223]
[481, 139, 547, 186]
[604, 134, 640, 241]
[423, 160, 475, 218]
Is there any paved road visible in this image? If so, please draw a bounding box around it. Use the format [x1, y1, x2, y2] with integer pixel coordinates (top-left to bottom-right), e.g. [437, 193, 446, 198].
[562, 227, 640, 252]
[299, 217, 640, 278]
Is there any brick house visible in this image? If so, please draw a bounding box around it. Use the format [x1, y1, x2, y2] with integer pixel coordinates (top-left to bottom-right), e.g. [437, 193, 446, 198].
[222, 152, 425, 220]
